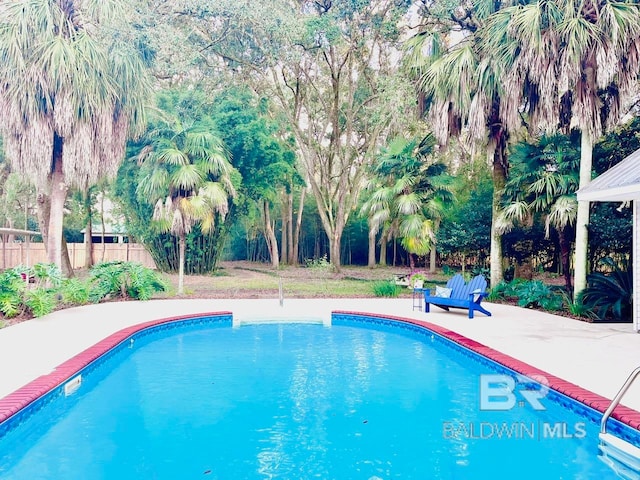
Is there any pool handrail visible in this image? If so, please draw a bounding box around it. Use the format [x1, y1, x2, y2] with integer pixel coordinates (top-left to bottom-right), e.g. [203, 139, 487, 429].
[601, 366, 640, 434]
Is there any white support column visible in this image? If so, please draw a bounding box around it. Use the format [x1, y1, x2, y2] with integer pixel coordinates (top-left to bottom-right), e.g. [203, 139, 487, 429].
[634, 199, 640, 332]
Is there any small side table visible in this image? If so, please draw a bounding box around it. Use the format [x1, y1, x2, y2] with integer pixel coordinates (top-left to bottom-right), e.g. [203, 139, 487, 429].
[412, 288, 425, 311]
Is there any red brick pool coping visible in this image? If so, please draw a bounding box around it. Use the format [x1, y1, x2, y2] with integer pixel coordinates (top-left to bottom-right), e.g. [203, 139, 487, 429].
[335, 311, 640, 431]
[0, 312, 232, 426]
[1, 309, 639, 433]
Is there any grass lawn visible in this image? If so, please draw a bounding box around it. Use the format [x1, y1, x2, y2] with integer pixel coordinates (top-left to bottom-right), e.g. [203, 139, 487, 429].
[159, 261, 448, 299]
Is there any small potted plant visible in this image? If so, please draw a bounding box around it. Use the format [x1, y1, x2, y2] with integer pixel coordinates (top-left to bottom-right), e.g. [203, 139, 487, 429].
[409, 272, 426, 290]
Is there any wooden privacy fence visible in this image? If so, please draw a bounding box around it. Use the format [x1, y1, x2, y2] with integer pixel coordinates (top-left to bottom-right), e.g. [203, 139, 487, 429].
[1, 243, 157, 270]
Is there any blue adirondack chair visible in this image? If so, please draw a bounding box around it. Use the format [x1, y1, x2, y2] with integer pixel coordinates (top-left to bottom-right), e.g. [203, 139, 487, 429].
[423, 273, 491, 318]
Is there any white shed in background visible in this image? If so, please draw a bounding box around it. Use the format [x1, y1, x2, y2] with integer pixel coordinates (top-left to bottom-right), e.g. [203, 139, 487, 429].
[576, 148, 640, 332]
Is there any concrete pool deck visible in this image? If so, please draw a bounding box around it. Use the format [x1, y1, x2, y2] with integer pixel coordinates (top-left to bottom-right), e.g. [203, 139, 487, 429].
[0, 298, 639, 415]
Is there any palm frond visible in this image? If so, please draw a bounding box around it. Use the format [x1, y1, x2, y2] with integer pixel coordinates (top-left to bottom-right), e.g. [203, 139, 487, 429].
[171, 164, 204, 191]
[546, 195, 577, 235]
[395, 193, 421, 216]
[157, 147, 189, 167]
[200, 182, 231, 216]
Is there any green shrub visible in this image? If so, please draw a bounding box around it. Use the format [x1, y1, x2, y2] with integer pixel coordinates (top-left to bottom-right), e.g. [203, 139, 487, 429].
[60, 278, 91, 306]
[487, 278, 563, 312]
[304, 255, 331, 271]
[89, 261, 167, 302]
[31, 263, 62, 288]
[0, 269, 26, 318]
[124, 262, 168, 300]
[582, 258, 632, 321]
[442, 265, 455, 276]
[372, 280, 400, 297]
[486, 281, 509, 301]
[561, 291, 597, 320]
[24, 287, 58, 317]
[471, 265, 490, 278]
[514, 280, 563, 311]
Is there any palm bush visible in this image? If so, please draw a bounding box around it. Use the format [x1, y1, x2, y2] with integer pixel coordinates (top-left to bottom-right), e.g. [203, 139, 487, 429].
[581, 258, 632, 321]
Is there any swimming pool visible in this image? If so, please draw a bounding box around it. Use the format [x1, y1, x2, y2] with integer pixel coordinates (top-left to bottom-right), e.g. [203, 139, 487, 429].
[0, 312, 638, 479]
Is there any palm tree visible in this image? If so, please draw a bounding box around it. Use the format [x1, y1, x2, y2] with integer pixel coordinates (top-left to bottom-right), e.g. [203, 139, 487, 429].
[482, 0, 640, 297]
[0, 0, 149, 272]
[406, 0, 521, 287]
[499, 135, 580, 293]
[136, 118, 236, 295]
[361, 136, 454, 270]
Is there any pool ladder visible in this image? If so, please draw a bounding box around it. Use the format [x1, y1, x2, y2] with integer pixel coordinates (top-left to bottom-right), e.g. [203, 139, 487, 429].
[598, 366, 640, 478]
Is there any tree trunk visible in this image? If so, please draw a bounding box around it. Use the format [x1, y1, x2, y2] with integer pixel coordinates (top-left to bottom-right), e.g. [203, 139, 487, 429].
[430, 218, 440, 273]
[489, 205, 503, 287]
[6, 219, 14, 243]
[573, 130, 592, 298]
[367, 223, 376, 268]
[263, 200, 279, 268]
[84, 189, 94, 269]
[486, 98, 508, 288]
[48, 139, 68, 271]
[429, 248, 437, 274]
[292, 187, 306, 266]
[490, 151, 507, 288]
[100, 191, 107, 262]
[378, 232, 387, 266]
[558, 228, 572, 295]
[329, 230, 344, 272]
[280, 191, 288, 265]
[36, 190, 50, 251]
[178, 232, 185, 295]
[286, 191, 294, 264]
[61, 236, 73, 277]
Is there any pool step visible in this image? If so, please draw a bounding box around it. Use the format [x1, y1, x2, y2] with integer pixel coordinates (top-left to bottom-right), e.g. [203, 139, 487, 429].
[599, 432, 640, 479]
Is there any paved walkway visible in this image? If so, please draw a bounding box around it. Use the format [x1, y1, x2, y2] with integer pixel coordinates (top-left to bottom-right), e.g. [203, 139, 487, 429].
[1, 298, 639, 411]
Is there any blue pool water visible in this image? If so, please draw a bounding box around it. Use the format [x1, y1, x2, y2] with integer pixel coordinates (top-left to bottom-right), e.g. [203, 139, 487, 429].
[0, 315, 634, 479]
